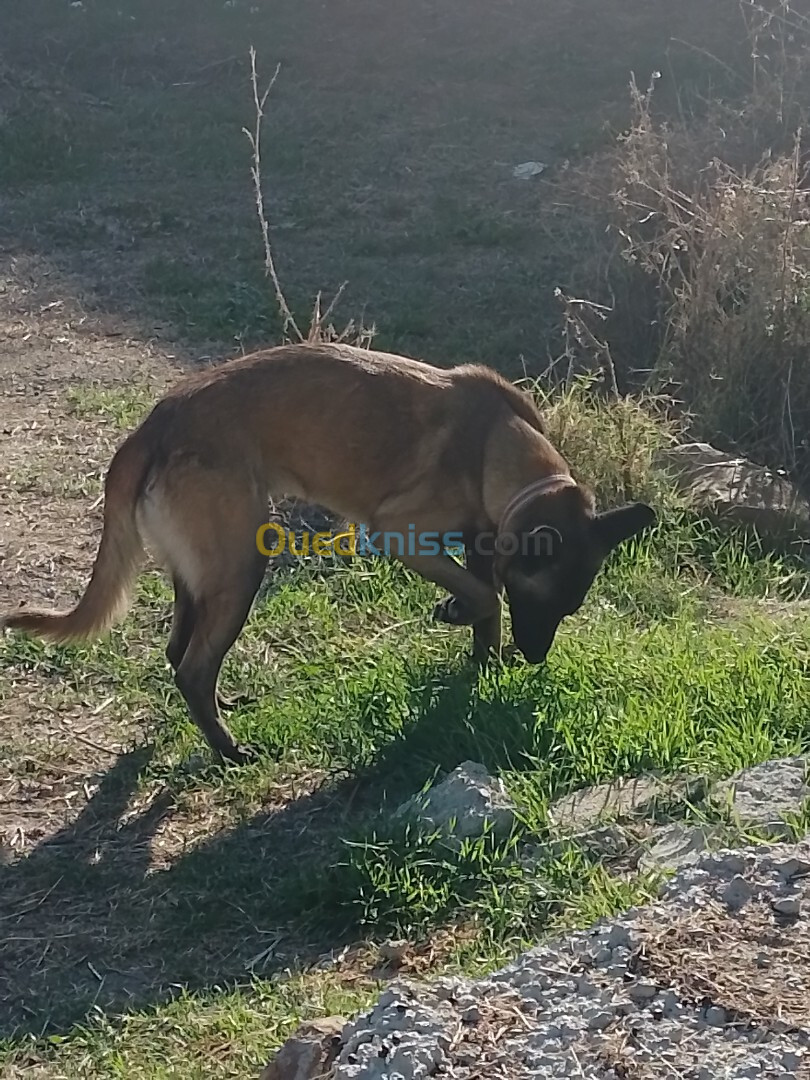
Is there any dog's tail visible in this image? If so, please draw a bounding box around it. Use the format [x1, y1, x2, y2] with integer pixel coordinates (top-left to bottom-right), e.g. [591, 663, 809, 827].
[3, 432, 151, 643]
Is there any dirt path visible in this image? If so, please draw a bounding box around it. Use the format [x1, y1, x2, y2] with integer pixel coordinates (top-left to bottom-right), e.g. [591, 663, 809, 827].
[0, 252, 185, 857]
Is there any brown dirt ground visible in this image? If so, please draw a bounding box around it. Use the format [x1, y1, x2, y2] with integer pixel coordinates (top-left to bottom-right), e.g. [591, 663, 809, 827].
[0, 253, 181, 857]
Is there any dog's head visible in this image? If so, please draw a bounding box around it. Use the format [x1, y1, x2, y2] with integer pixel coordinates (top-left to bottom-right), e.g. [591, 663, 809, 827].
[493, 482, 656, 663]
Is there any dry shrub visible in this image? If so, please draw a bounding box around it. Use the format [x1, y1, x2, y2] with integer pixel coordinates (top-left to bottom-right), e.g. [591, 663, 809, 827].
[618, 103, 810, 478]
[528, 376, 683, 511]
[559, 1, 810, 493]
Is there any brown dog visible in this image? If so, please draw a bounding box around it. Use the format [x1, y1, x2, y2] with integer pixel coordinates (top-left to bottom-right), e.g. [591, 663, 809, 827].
[2, 342, 655, 763]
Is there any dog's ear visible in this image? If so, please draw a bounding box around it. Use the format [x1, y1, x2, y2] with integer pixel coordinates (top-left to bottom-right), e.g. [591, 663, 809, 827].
[593, 503, 656, 553]
[525, 525, 562, 560]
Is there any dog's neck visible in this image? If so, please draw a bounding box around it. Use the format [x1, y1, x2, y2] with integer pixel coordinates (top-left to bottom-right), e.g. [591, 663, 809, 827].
[482, 419, 574, 529]
[499, 473, 575, 531]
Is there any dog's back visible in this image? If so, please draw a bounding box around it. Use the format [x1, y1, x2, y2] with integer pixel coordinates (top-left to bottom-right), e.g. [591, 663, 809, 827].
[134, 342, 548, 524]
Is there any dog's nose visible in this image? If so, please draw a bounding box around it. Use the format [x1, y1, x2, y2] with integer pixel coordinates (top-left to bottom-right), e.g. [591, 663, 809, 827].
[518, 646, 550, 665]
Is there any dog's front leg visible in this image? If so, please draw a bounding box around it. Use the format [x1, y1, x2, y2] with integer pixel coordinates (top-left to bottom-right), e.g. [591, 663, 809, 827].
[397, 551, 499, 631]
[465, 544, 502, 664]
[431, 545, 502, 664]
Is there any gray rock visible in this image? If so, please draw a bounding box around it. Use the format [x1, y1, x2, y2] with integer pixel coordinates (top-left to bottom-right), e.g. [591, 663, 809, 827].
[549, 774, 704, 832]
[720, 874, 754, 912]
[709, 852, 749, 876]
[261, 1016, 346, 1080]
[703, 1006, 727, 1027]
[396, 761, 516, 843]
[628, 981, 658, 1004]
[604, 924, 632, 950]
[585, 1009, 614, 1030]
[772, 896, 801, 917]
[639, 823, 720, 873]
[654, 442, 810, 536]
[713, 757, 808, 838]
[778, 856, 810, 880]
[581, 823, 635, 859]
[378, 940, 409, 965]
[658, 990, 682, 1018]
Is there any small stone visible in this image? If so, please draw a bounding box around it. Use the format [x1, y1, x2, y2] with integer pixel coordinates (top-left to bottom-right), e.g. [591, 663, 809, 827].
[433, 977, 465, 1001]
[639, 823, 717, 873]
[777, 857, 810, 880]
[584, 824, 633, 858]
[261, 1016, 345, 1080]
[460, 1005, 480, 1024]
[772, 896, 801, 917]
[658, 990, 681, 1018]
[713, 757, 808, 838]
[454, 993, 478, 1010]
[549, 774, 701, 831]
[628, 981, 658, 1004]
[379, 940, 409, 964]
[453, 1047, 478, 1067]
[575, 976, 599, 998]
[396, 761, 516, 844]
[704, 1005, 727, 1027]
[721, 874, 753, 912]
[586, 1009, 614, 1031]
[717, 853, 748, 875]
[605, 924, 632, 950]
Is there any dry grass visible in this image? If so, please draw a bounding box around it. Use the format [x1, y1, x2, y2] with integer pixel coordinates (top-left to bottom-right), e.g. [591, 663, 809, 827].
[638, 885, 810, 1031]
[553, 2, 810, 491]
[610, 87, 810, 484]
[536, 377, 683, 510]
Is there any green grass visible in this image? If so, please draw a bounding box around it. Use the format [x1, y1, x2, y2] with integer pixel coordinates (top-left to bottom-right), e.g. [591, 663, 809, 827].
[1, 974, 374, 1080]
[3, 502, 810, 1074]
[66, 385, 157, 429]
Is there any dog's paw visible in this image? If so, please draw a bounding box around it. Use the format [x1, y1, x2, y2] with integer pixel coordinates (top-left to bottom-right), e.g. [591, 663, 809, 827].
[217, 690, 254, 712]
[472, 639, 497, 666]
[433, 595, 474, 625]
[220, 742, 261, 767]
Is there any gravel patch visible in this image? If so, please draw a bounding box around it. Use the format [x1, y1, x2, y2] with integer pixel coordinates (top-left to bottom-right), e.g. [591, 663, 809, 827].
[325, 839, 810, 1079]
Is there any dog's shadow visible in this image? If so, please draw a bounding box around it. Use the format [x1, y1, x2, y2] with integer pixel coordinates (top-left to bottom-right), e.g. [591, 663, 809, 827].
[0, 659, 567, 1041]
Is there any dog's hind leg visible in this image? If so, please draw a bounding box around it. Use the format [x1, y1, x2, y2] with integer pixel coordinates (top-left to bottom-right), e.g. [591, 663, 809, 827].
[166, 577, 196, 672]
[165, 578, 253, 713]
[173, 551, 267, 765]
[143, 472, 269, 764]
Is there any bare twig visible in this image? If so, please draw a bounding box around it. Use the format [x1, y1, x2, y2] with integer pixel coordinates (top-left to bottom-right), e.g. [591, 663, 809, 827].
[308, 282, 348, 342]
[243, 48, 375, 348]
[243, 47, 303, 342]
[777, 128, 802, 472]
[554, 288, 620, 399]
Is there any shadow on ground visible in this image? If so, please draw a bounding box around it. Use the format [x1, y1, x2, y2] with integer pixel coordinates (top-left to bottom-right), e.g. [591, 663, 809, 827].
[0, 660, 569, 1039]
